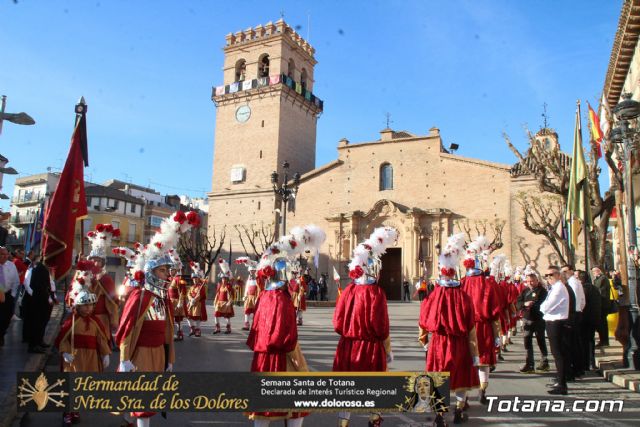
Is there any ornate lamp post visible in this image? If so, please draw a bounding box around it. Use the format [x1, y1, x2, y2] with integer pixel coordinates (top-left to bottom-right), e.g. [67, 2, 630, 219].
[612, 92, 640, 369]
[271, 161, 300, 237]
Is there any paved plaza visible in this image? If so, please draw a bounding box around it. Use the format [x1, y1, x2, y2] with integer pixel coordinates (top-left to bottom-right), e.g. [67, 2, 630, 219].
[12, 302, 640, 427]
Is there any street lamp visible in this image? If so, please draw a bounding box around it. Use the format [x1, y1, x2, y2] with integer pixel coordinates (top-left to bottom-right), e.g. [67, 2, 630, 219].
[0, 95, 35, 135]
[271, 161, 301, 237]
[612, 92, 640, 370]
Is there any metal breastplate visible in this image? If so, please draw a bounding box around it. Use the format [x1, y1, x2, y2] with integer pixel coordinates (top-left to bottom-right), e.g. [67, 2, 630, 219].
[144, 296, 168, 321]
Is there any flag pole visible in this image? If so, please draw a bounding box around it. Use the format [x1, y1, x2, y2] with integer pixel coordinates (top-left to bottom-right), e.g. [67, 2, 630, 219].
[583, 180, 589, 271]
[577, 100, 589, 271]
[75, 100, 87, 257]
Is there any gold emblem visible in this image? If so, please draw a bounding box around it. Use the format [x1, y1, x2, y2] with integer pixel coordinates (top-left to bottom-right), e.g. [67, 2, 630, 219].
[18, 373, 67, 411]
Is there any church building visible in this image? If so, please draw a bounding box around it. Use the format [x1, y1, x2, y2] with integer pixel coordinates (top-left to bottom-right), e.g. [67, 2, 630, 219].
[208, 19, 556, 299]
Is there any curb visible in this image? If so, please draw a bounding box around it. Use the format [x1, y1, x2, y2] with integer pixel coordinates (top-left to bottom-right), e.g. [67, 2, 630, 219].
[594, 344, 640, 393]
[1, 302, 65, 427]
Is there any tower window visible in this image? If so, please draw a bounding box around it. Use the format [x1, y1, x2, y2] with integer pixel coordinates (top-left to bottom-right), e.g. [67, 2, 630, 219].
[288, 58, 295, 79]
[258, 54, 270, 78]
[301, 68, 308, 90]
[235, 59, 246, 82]
[379, 163, 393, 191]
[259, 150, 262, 159]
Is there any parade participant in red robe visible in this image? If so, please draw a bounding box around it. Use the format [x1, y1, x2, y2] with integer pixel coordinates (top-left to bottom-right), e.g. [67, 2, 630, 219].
[504, 264, 520, 335]
[288, 270, 307, 325]
[235, 257, 260, 330]
[112, 246, 140, 304]
[115, 210, 199, 427]
[247, 225, 325, 427]
[419, 233, 479, 426]
[213, 259, 235, 334]
[86, 224, 120, 344]
[186, 261, 207, 337]
[56, 284, 110, 426]
[333, 226, 396, 427]
[460, 236, 501, 406]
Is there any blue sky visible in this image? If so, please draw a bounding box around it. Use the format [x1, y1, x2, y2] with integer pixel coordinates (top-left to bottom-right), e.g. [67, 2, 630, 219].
[0, 0, 620, 211]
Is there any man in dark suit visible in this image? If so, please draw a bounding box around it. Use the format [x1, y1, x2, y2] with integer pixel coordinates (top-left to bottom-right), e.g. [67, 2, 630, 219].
[579, 270, 602, 370]
[591, 267, 611, 347]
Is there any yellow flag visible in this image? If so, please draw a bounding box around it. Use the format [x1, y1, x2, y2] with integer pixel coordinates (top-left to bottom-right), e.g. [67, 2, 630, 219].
[566, 101, 593, 249]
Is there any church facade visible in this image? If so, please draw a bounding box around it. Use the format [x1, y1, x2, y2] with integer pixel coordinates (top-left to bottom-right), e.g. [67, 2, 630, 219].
[208, 19, 556, 299]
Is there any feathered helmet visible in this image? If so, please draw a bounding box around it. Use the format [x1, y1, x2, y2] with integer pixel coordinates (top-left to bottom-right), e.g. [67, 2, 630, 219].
[74, 288, 97, 306]
[490, 254, 507, 279]
[463, 235, 490, 276]
[514, 266, 524, 281]
[348, 227, 398, 285]
[131, 210, 201, 292]
[503, 259, 513, 279]
[87, 224, 121, 260]
[437, 233, 466, 286]
[190, 261, 205, 279]
[218, 259, 232, 279]
[112, 246, 137, 269]
[235, 256, 258, 272]
[68, 260, 96, 305]
[168, 249, 183, 271]
[257, 224, 326, 290]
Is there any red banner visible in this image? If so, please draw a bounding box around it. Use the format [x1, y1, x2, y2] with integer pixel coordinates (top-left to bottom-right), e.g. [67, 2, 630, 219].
[42, 114, 88, 280]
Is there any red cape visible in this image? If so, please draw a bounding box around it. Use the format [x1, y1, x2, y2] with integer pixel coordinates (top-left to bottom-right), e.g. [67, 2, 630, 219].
[333, 283, 389, 371]
[419, 284, 479, 391]
[461, 275, 501, 365]
[246, 288, 297, 357]
[115, 288, 156, 346]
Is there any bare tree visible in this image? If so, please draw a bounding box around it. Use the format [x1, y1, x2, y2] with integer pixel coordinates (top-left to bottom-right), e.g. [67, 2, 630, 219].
[454, 218, 507, 250]
[514, 192, 569, 265]
[504, 126, 615, 268]
[234, 222, 276, 259]
[178, 224, 226, 278]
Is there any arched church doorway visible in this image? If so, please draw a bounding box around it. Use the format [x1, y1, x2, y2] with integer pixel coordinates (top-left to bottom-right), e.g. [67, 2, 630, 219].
[379, 248, 402, 300]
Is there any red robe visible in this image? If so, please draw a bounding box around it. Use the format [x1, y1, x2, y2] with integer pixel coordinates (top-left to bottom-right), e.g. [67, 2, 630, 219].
[461, 274, 501, 366]
[55, 314, 111, 372]
[246, 288, 306, 420]
[115, 288, 175, 419]
[288, 278, 307, 311]
[187, 282, 208, 321]
[168, 276, 188, 321]
[91, 275, 119, 336]
[488, 276, 509, 335]
[244, 280, 259, 315]
[419, 284, 480, 392]
[213, 282, 235, 318]
[506, 279, 520, 328]
[333, 283, 389, 371]
[498, 279, 515, 332]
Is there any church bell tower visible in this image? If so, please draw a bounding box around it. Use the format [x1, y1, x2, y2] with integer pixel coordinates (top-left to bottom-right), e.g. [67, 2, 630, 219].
[208, 19, 323, 238]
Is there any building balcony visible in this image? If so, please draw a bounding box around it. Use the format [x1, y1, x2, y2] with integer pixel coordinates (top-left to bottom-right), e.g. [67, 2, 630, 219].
[11, 194, 45, 206]
[212, 73, 323, 112]
[9, 213, 37, 224]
